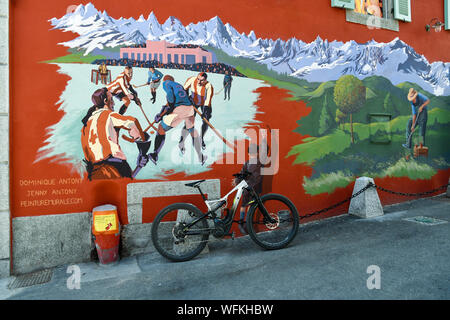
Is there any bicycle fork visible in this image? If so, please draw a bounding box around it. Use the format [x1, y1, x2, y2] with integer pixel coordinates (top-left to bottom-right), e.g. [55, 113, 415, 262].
[249, 188, 278, 225]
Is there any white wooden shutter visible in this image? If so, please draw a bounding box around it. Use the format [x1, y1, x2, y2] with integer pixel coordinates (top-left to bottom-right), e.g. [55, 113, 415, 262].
[331, 0, 355, 10]
[394, 0, 411, 22]
[445, 0, 450, 30]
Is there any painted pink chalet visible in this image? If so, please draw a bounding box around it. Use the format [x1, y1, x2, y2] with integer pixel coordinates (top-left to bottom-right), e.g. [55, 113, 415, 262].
[120, 40, 214, 64]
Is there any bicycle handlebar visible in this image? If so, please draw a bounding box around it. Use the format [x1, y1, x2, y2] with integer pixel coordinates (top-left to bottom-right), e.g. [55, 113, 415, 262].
[232, 170, 252, 179]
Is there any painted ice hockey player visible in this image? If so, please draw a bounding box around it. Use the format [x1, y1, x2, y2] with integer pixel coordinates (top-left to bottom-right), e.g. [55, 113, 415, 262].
[148, 75, 207, 165]
[148, 67, 163, 104]
[223, 70, 233, 100]
[81, 87, 148, 180]
[98, 62, 109, 85]
[107, 66, 140, 115]
[134, 66, 164, 104]
[179, 72, 214, 151]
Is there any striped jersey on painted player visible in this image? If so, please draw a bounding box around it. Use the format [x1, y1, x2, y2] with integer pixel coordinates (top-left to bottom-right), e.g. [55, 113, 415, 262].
[81, 109, 141, 163]
[183, 76, 214, 107]
[107, 72, 132, 96]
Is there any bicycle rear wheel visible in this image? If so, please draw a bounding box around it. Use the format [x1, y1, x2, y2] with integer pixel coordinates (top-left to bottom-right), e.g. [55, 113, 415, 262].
[246, 193, 299, 250]
[151, 203, 209, 262]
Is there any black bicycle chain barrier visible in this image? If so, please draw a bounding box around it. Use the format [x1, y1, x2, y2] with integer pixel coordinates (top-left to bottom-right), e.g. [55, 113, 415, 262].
[298, 181, 450, 221]
[373, 183, 449, 197]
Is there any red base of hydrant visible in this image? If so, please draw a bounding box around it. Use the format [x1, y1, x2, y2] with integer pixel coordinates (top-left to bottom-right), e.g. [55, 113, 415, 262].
[95, 234, 120, 265]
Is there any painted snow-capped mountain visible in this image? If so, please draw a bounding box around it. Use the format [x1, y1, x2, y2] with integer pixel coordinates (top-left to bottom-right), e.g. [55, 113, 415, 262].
[49, 3, 450, 95]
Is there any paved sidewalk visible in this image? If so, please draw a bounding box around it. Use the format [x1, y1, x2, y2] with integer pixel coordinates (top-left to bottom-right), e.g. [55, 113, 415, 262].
[1, 194, 449, 300]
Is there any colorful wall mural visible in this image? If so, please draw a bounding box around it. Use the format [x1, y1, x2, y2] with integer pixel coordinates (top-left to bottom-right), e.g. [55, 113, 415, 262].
[9, 0, 450, 226]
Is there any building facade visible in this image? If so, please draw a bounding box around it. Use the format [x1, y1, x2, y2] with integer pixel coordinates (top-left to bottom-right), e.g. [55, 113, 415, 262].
[120, 40, 214, 64]
[2, 0, 450, 279]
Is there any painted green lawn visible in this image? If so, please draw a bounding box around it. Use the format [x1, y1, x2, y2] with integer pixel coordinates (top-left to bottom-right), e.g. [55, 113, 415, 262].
[302, 157, 438, 195]
[288, 130, 351, 165]
[235, 67, 310, 98]
[290, 108, 450, 195]
[44, 52, 107, 64]
[289, 108, 449, 165]
[376, 158, 436, 180]
[303, 171, 355, 195]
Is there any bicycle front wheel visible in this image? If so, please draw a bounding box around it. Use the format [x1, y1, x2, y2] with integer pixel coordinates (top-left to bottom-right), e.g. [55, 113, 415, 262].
[151, 203, 209, 262]
[246, 193, 299, 250]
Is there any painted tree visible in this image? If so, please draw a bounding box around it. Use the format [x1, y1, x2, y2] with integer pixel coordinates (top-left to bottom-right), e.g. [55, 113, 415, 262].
[335, 109, 346, 131]
[333, 75, 366, 143]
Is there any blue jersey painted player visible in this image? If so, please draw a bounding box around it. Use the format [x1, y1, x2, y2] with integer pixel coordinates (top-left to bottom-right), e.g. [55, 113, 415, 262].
[134, 67, 164, 104]
[148, 75, 207, 165]
[223, 70, 233, 100]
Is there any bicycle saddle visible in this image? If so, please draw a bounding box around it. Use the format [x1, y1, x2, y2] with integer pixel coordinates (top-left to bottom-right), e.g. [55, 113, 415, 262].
[185, 180, 206, 188]
[232, 170, 252, 179]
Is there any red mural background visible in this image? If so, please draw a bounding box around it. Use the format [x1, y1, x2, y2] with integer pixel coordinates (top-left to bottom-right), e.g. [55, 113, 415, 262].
[9, 0, 450, 224]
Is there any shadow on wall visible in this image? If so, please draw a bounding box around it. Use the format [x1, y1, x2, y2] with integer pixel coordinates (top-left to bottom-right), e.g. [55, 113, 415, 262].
[91, 180, 121, 215]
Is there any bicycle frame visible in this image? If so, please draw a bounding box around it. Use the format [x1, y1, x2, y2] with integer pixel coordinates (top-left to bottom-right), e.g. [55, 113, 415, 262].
[208, 180, 248, 217]
[184, 179, 274, 233]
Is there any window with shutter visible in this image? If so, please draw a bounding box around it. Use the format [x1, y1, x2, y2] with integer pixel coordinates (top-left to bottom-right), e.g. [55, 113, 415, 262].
[394, 0, 411, 22]
[331, 0, 355, 10]
[445, 0, 449, 30]
[345, 0, 399, 31]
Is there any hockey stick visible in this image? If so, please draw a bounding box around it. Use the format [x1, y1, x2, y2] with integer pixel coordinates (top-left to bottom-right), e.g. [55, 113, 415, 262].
[122, 108, 168, 143]
[137, 102, 156, 130]
[214, 86, 225, 96]
[132, 163, 144, 179]
[130, 85, 158, 131]
[133, 78, 162, 89]
[133, 83, 150, 89]
[214, 81, 232, 96]
[130, 108, 170, 178]
[192, 105, 235, 150]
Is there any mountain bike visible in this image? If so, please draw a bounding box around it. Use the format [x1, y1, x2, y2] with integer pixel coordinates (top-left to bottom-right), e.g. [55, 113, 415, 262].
[151, 171, 299, 262]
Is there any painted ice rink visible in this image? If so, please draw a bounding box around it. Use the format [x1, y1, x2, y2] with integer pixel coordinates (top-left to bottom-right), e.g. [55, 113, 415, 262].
[36, 64, 268, 179]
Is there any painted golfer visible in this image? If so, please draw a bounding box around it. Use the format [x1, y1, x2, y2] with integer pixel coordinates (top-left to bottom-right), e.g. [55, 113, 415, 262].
[403, 88, 429, 149]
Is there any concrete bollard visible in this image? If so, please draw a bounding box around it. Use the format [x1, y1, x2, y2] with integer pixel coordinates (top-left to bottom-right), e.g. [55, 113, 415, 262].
[348, 177, 383, 218]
